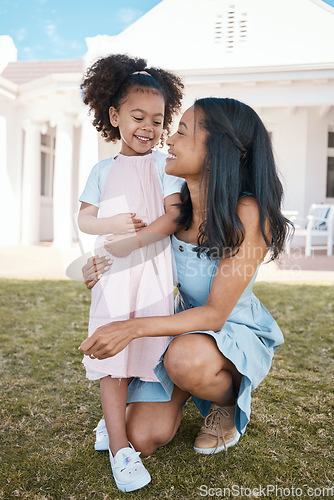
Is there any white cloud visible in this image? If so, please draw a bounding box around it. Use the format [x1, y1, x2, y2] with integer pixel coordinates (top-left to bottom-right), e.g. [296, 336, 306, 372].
[44, 21, 60, 46]
[69, 40, 82, 49]
[117, 7, 143, 26]
[45, 23, 56, 38]
[22, 46, 37, 60]
[16, 28, 27, 42]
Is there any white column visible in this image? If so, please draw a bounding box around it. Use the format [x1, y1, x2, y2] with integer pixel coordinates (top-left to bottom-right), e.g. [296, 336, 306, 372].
[78, 115, 99, 196]
[52, 113, 74, 248]
[21, 120, 41, 245]
[0, 116, 14, 244]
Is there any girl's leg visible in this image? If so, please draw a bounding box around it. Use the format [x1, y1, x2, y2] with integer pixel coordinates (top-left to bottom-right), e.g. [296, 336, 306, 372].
[100, 376, 130, 455]
[126, 386, 189, 457]
[101, 376, 152, 492]
[164, 334, 242, 405]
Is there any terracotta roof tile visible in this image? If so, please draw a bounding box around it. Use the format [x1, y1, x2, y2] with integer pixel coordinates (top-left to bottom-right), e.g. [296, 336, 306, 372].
[1, 59, 84, 84]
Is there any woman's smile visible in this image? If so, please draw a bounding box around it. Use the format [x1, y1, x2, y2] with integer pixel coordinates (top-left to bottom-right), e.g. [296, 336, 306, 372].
[166, 150, 177, 160]
[165, 106, 207, 178]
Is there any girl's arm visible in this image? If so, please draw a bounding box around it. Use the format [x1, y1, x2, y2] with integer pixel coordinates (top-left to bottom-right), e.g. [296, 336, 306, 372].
[80, 196, 269, 359]
[103, 193, 181, 256]
[78, 202, 146, 235]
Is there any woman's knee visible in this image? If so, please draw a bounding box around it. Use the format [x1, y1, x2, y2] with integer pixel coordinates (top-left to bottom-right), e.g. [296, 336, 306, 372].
[127, 418, 176, 457]
[127, 433, 158, 457]
[126, 403, 180, 457]
[164, 335, 213, 391]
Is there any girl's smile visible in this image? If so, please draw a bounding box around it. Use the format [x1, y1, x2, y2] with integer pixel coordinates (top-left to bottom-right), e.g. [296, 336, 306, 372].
[135, 135, 153, 144]
[109, 89, 165, 156]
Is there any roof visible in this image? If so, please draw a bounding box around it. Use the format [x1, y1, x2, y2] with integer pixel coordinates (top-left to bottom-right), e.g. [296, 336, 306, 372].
[0, 59, 84, 84]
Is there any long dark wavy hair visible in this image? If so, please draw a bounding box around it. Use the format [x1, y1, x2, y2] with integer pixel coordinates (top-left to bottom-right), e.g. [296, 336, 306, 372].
[176, 97, 291, 260]
[81, 53, 183, 145]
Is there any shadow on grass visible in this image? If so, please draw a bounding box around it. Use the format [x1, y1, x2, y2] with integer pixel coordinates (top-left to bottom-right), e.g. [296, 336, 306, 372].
[0, 280, 333, 499]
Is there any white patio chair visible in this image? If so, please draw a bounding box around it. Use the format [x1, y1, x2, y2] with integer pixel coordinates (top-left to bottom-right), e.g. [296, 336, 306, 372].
[285, 204, 334, 257]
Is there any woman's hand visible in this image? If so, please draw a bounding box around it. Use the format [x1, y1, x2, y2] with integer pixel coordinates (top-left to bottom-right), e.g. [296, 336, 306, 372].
[79, 320, 138, 359]
[82, 255, 113, 289]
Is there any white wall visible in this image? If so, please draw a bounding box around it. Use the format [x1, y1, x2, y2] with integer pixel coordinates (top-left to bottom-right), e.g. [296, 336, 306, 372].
[85, 0, 334, 71]
[304, 108, 329, 211]
[0, 101, 22, 244]
[0, 36, 17, 72]
[265, 108, 308, 216]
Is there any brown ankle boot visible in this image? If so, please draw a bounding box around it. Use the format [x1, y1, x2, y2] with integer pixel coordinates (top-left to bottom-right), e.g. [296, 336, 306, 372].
[193, 403, 240, 454]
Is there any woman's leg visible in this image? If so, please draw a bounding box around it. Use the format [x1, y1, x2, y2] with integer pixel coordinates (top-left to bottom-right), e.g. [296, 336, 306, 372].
[100, 376, 130, 455]
[164, 334, 242, 454]
[126, 386, 189, 457]
[126, 333, 241, 457]
[164, 334, 242, 405]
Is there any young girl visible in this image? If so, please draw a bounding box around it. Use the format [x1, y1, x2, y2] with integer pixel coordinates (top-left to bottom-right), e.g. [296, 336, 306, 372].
[78, 54, 184, 492]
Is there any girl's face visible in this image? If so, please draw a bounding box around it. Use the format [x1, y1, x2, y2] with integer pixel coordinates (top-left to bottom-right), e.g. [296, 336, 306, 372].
[165, 106, 207, 180]
[109, 88, 165, 156]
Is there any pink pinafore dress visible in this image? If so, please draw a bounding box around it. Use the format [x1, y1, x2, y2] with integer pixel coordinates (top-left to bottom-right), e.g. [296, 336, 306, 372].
[83, 153, 174, 382]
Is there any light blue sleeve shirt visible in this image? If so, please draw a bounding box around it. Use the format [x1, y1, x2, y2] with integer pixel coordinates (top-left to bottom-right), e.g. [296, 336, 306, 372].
[79, 150, 184, 207]
[152, 150, 185, 199]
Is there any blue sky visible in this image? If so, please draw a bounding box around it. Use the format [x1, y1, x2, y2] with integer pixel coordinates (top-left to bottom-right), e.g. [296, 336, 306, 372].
[0, 0, 161, 60]
[1, 0, 333, 61]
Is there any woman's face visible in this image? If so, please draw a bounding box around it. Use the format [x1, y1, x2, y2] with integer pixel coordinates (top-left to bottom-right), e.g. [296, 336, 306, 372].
[165, 105, 207, 180]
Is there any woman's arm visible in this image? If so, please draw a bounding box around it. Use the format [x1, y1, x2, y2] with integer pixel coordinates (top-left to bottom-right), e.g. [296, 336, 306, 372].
[78, 202, 146, 235]
[139, 192, 181, 238]
[103, 193, 181, 257]
[80, 197, 268, 358]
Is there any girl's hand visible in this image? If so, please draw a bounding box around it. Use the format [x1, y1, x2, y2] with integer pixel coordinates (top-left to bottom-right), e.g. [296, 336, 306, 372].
[79, 320, 137, 358]
[82, 255, 113, 289]
[104, 233, 138, 258]
[109, 213, 146, 234]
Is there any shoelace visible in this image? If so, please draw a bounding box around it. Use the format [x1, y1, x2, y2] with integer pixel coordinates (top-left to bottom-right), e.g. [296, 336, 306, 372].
[203, 405, 230, 452]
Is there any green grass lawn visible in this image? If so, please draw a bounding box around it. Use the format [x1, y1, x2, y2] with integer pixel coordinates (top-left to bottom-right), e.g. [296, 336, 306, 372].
[0, 279, 333, 499]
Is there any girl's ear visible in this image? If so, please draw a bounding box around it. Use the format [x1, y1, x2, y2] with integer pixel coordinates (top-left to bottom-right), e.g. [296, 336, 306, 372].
[109, 107, 118, 128]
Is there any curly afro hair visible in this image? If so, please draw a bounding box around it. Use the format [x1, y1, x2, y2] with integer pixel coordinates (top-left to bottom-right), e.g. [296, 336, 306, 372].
[81, 53, 184, 145]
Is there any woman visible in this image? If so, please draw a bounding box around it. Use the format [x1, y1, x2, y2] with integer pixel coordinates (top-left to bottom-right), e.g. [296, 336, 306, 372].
[80, 97, 289, 457]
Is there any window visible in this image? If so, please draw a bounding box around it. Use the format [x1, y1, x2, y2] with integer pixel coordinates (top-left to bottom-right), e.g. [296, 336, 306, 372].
[40, 132, 55, 198]
[227, 6, 235, 51]
[326, 131, 334, 198]
[213, 6, 247, 50]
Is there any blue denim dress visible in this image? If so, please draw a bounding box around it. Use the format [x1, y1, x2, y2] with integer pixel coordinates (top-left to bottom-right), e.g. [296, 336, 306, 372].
[127, 234, 284, 436]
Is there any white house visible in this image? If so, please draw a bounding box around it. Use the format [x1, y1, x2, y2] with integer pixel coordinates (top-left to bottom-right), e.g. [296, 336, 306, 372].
[0, 0, 333, 248]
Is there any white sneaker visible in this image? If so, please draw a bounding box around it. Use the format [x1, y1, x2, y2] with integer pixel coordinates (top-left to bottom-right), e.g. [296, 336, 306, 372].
[109, 443, 151, 492]
[94, 418, 109, 451]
